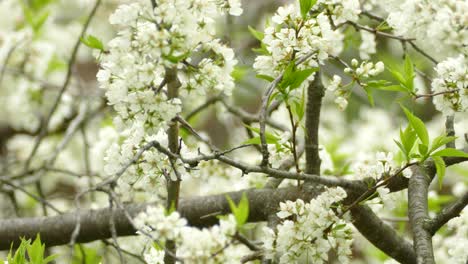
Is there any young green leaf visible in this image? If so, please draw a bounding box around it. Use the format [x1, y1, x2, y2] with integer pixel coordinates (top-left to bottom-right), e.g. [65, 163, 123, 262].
[394, 139, 407, 158]
[431, 148, 468, 158]
[80, 35, 105, 51]
[231, 66, 248, 81]
[402, 106, 429, 147]
[387, 66, 407, 86]
[378, 84, 409, 93]
[252, 46, 270, 55]
[403, 54, 415, 91]
[418, 143, 428, 156]
[248, 25, 264, 41]
[256, 74, 275, 82]
[287, 68, 317, 90]
[72, 245, 102, 264]
[299, 0, 317, 18]
[429, 135, 457, 154]
[27, 235, 45, 264]
[279, 61, 296, 90]
[226, 192, 250, 227]
[400, 125, 417, 156]
[364, 86, 375, 107]
[432, 156, 446, 189]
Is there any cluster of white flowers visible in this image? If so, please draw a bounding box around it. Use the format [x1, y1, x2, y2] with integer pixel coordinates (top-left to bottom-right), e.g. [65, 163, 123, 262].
[345, 59, 385, 78]
[384, 0, 467, 58]
[315, 0, 361, 24]
[433, 209, 468, 263]
[325, 59, 384, 111]
[135, 205, 248, 263]
[359, 30, 377, 60]
[431, 55, 468, 115]
[354, 152, 397, 180]
[326, 75, 349, 110]
[0, 1, 76, 133]
[262, 187, 353, 263]
[98, 0, 242, 196]
[253, 3, 344, 77]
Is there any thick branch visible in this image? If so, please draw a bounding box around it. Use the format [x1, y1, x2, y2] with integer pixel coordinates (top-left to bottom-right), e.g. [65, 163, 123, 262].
[386, 155, 468, 193]
[426, 190, 468, 235]
[0, 187, 320, 250]
[351, 205, 416, 264]
[305, 73, 324, 175]
[408, 166, 434, 264]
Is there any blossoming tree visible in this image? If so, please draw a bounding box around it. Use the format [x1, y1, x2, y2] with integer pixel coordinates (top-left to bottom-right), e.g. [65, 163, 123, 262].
[0, 0, 467, 263]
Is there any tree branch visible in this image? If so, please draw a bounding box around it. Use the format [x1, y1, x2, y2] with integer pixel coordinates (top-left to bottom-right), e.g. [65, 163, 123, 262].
[0, 187, 321, 250]
[426, 190, 468, 236]
[408, 166, 435, 264]
[304, 73, 324, 175]
[351, 205, 416, 264]
[165, 68, 181, 264]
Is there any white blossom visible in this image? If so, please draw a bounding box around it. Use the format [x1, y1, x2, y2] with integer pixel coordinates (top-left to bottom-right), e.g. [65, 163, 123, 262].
[431, 55, 468, 115]
[262, 187, 353, 264]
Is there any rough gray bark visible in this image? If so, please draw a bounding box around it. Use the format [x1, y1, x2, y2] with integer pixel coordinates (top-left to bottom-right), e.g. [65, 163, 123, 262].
[305, 73, 324, 175]
[408, 166, 435, 264]
[0, 186, 321, 250]
[426, 190, 468, 235]
[351, 205, 416, 264]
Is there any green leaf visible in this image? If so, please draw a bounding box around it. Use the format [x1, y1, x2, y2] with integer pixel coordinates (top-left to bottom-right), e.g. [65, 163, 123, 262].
[237, 192, 249, 226]
[287, 68, 318, 90]
[243, 125, 279, 145]
[162, 51, 190, 63]
[32, 11, 49, 33]
[299, 0, 317, 18]
[364, 87, 375, 107]
[231, 66, 248, 81]
[226, 193, 250, 227]
[394, 139, 407, 157]
[252, 46, 269, 55]
[248, 25, 264, 41]
[376, 21, 391, 31]
[73, 245, 101, 264]
[429, 135, 457, 154]
[379, 85, 409, 93]
[290, 92, 305, 121]
[46, 54, 67, 73]
[431, 148, 468, 158]
[402, 106, 429, 146]
[21, 2, 50, 34]
[366, 80, 392, 88]
[400, 125, 417, 156]
[432, 156, 446, 189]
[80, 35, 105, 51]
[279, 61, 296, 90]
[256, 74, 275, 82]
[28, 0, 56, 11]
[8, 238, 28, 264]
[418, 143, 428, 156]
[387, 66, 406, 86]
[403, 54, 415, 91]
[27, 235, 45, 264]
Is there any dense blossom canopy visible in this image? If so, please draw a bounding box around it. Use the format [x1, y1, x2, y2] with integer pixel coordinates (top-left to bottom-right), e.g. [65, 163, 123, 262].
[0, 0, 466, 263]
